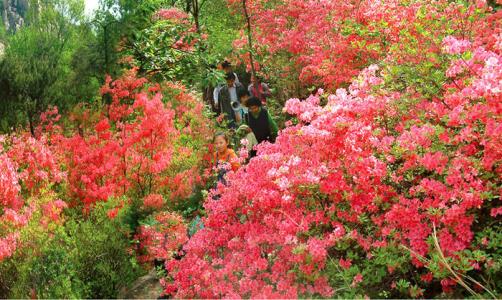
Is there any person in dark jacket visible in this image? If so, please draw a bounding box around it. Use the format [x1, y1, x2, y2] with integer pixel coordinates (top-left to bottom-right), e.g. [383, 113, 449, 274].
[218, 72, 244, 129]
[222, 60, 240, 84]
[213, 61, 240, 111]
[245, 96, 278, 143]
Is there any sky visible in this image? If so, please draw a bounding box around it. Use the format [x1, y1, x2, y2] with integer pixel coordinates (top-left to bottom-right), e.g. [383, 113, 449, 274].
[84, 0, 100, 16]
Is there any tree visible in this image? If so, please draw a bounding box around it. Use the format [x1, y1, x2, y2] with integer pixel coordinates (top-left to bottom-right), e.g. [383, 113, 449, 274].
[90, 0, 173, 76]
[0, 0, 97, 134]
[240, 0, 257, 86]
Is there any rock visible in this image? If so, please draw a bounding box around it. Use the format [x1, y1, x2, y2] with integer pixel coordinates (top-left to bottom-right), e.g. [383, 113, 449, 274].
[1, 0, 30, 32]
[117, 268, 164, 299]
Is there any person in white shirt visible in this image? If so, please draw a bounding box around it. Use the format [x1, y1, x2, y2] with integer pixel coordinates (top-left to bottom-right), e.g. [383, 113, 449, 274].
[213, 61, 240, 109]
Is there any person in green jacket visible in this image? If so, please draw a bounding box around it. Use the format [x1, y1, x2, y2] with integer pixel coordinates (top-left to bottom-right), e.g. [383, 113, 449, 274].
[245, 96, 278, 143]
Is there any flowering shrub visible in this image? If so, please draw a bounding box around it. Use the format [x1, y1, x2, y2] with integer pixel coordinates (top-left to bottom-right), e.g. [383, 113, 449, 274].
[60, 69, 212, 212]
[0, 70, 213, 293]
[164, 6, 501, 296]
[0, 133, 67, 263]
[4, 198, 142, 299]
[135, 211, 188, 264]
[229, 0, 499, 97]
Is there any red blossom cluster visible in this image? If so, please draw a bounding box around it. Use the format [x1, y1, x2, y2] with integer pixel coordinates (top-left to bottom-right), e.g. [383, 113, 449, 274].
[0, 70, 213, 263]
[143, 193, 165, 210]
[61, 70, 211, 210]
[155, 7, 199, 51]
[155, 8, 190, 23]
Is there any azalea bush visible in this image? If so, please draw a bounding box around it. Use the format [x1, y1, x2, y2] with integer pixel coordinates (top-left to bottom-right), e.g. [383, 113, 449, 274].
[125, 5, 231, 93]
[0, 133, 69, 296]
[60, 70, 213, 264]
[135, 211, 188, 264]
[59, 69, 213, 213]
[0, 133, 66, 263]
[162, 1, 501, 298]
[229, 0, 500, 101]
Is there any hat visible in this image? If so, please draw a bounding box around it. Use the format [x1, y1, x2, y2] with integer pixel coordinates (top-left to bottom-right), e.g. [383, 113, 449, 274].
[237, 124, 250, 134]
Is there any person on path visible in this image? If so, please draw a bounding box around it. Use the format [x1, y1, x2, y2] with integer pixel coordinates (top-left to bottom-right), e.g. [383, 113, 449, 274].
[222, 60, 240, 84]
[212, 132, 240, 185]
[205, 64, 221, 114]
[238, 88, 251, 108]
[213, 61, 241, 110]
[218, 72, 244, 129]
[245, 96, 278, 143]
[248, 75, 271, 105]
[212, 82, 224, 114]
[234, 87, 251, 126]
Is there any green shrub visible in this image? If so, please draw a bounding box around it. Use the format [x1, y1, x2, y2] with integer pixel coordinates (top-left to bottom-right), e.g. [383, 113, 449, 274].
[10, 227, 88, 299]
[3, 199, 143, 299]
[65, 200, 144, 298]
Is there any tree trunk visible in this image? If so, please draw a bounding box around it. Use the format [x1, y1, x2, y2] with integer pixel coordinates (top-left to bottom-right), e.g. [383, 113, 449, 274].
[104, 24, 110, 74]
[241, 0, 259, 92]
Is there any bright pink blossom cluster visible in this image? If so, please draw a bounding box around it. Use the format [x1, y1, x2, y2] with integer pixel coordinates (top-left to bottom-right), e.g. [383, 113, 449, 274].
[164, 29, 501, 297]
